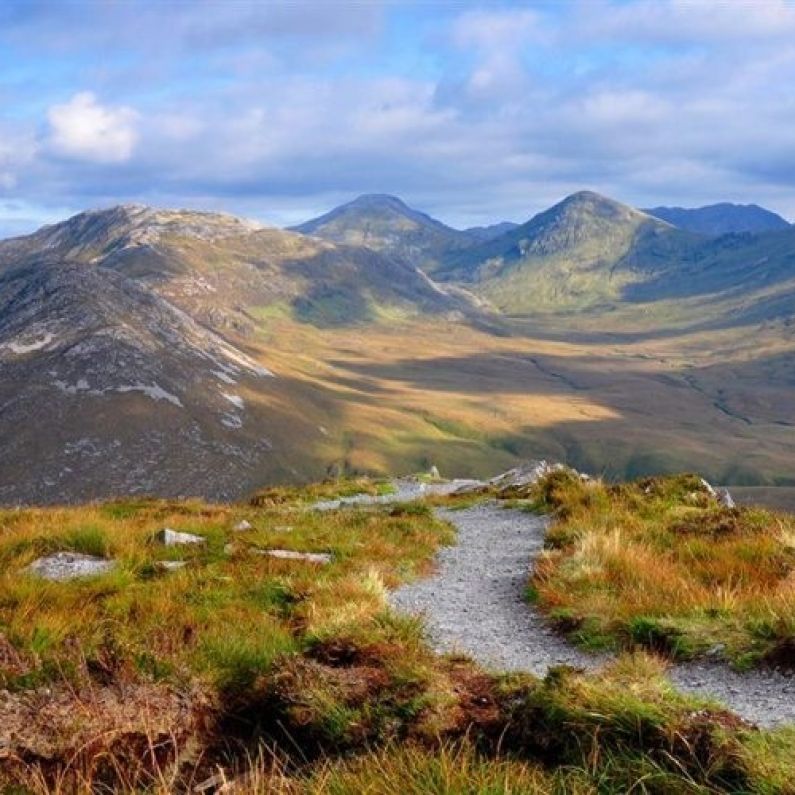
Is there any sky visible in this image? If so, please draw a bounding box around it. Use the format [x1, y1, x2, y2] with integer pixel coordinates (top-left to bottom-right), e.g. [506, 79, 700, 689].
[1, 0, 795, 236]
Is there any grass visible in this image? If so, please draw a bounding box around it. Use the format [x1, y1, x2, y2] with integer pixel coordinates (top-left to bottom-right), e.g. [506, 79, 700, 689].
[250, 477, 395, 506]
[3, 478, 795, 793]
[528, 470, 795, 666]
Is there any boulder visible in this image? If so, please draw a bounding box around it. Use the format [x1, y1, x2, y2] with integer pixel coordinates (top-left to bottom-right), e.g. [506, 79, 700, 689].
[155, 528, 205, 546]
[28, 552, 115, 581]
[259, 549, 332, 564]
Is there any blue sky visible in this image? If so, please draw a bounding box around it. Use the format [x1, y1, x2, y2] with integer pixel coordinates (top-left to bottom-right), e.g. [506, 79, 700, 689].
[1, 0, 795, 236]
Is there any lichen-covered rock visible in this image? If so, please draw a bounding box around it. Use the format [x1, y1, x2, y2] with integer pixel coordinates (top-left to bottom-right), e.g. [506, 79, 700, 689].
[27, 552, 115, 581]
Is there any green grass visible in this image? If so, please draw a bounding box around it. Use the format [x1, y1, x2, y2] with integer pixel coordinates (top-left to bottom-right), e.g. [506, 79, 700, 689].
[250, 476, 394, 506]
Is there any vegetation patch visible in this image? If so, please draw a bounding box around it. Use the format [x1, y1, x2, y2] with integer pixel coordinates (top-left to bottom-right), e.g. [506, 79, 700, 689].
[2, 480, 795, 793]
[529, 472, 795, 666]
[250, 477, 394, 507]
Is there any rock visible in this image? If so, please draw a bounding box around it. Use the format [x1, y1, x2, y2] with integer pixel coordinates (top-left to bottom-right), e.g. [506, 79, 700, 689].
[259, 549, 332, 564]
[706, 643, 726, 658]
[700, 479, 736, 508]
[428, 465, 440, 479]
[155, 528, 205, 546]
[28, 552, 115, 581]
[490, 460, 567, 490]
[232, 519, 252, 532]
[450, 478, 489, 495]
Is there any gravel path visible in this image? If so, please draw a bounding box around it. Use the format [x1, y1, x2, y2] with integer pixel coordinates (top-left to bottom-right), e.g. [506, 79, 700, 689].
[390, 503, 600, 673]
[389, 500, 795, 728]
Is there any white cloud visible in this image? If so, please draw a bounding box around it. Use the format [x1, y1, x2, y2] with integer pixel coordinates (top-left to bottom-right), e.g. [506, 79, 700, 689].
[575, 0, 795, 44]
[47, 92, 138, 163]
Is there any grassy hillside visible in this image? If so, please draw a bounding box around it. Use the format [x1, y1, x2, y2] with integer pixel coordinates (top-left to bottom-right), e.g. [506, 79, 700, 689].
[2, 479, 795, 793]
[527, 470, 795, 667]
[437, 192, 695, 311]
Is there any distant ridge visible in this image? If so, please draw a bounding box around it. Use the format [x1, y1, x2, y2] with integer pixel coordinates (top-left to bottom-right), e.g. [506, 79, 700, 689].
[644, 202, 790, 236]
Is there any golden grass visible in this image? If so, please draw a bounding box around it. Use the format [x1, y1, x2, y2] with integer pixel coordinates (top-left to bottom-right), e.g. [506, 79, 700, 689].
[530, 472, 795, 664]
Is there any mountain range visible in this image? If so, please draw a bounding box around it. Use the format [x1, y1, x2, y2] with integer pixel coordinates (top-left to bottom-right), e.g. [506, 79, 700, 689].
[1, 191, 794, 503]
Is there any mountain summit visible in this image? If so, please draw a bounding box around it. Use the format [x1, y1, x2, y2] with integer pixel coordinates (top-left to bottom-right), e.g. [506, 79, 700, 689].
[291, 194, 472, 272]
[437, 190, 686, 311]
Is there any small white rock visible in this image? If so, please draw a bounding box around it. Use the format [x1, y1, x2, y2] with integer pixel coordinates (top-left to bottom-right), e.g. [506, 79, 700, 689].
[232, 520, 252, 532]
[155, 528, 205, 546]
[259, 549, 332, 564]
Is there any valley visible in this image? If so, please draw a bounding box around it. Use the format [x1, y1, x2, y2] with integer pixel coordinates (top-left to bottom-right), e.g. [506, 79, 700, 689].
[0, 193, 793, 503]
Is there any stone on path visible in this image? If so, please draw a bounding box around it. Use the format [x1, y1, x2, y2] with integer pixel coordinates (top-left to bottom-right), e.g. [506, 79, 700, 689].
[28, 552, 115, 581]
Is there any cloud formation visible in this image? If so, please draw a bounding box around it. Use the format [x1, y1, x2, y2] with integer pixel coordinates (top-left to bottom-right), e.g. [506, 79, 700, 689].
[0, 0, 794, 231]
[47, 92, 138, 163]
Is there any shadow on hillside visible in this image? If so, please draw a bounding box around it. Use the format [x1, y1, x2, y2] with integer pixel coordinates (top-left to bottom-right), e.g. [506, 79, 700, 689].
[320, 346, 795, 486]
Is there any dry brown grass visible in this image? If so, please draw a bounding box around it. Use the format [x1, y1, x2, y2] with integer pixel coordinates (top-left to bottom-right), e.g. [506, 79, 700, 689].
[530, 472, 795, 665]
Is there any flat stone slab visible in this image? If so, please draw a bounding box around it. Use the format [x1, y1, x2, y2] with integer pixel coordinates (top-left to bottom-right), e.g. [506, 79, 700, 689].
[259, 549, 332, 564]
[28, 552, 116, 581]
[155, 528, 205, 546]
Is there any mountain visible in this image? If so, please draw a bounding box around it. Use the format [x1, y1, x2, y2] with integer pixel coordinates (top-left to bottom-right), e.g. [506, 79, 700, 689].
[0, 256, 279, 504]
[291, 194, 472, 273]
[438, 191, 695, 312]
[0, 205, 463, 330]
[644, 203, 790, 236]
[2, 197, 795, 503]
[462, 221, 519, 243]
[0, 205, 469, 503]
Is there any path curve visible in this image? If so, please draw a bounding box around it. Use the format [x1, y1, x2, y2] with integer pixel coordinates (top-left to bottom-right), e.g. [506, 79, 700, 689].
[389, 501, 795, 728]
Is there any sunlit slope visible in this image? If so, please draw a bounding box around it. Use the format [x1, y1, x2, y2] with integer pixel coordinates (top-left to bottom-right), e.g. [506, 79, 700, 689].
[438, 191, 697, 312]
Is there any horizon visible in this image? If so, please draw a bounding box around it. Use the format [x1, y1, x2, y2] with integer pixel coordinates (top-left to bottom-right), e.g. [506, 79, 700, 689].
[3, 0, 795, 236]
[2, 188, 792, 242]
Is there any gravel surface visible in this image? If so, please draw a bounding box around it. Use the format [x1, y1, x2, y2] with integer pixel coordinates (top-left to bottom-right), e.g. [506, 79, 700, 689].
[390, 502, 601, 673]
[389, 500, 795, 728]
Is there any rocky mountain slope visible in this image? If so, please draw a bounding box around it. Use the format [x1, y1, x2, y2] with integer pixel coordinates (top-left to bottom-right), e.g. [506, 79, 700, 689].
[0, 206, 471, 503]
[645, 202, 790, 235]
[0, 257, 277, 503]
